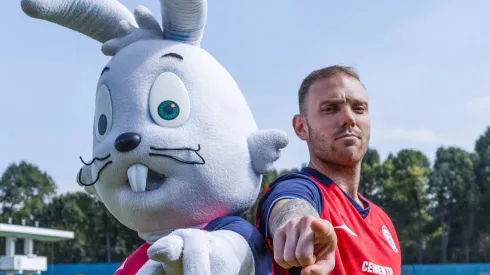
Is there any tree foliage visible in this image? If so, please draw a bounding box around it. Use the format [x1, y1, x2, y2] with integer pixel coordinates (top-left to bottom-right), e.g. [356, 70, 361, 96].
[0, 161, 56, 223]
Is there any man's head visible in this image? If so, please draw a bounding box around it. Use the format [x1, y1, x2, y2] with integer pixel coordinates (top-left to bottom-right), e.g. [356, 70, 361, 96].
[293, 65, 371, 167]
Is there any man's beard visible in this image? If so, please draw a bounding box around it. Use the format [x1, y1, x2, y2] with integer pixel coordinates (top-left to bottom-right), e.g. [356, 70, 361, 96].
[306, 121, 367, 167]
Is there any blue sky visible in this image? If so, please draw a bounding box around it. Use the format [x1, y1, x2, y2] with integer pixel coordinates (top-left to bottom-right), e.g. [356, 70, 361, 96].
[2, 0, 490, 194]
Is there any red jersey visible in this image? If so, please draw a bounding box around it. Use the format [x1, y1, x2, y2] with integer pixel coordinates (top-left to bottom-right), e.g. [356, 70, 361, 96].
[113, 243, 150, 275]
[256, 167, 401, 275]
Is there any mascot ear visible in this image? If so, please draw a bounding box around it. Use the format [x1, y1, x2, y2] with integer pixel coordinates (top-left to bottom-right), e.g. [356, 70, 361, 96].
[160, 0, 207, 46]
[21, 0, 137, 44]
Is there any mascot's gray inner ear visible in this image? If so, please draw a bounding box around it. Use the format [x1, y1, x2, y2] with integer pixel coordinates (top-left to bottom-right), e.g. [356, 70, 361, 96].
[160, 0, 207, 45]
[21, 0, 137, 44]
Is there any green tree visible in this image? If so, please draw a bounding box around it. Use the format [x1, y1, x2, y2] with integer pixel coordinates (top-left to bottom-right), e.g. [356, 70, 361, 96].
[428, 146, 477, 262]
[35, 192, 92, 262]
[380, 149, 432, 264]
[474, 126, 490, 261]
[359, 148, 383, 204]
[0, 161, 56, 223]
[35, 192, 141, 263]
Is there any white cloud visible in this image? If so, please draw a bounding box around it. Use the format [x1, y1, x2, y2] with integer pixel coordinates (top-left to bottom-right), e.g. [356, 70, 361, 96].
[465, 96, 490, 112]
[373, 127, 446, 143]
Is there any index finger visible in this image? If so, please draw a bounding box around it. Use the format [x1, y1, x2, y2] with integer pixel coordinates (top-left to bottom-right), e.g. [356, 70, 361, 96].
[311, 219, 334, 239]
[310, 219, 337, 255]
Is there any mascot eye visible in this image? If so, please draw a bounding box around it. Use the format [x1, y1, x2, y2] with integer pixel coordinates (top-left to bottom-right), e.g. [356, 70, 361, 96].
[158, 100, 180, 120]
[94, 85, 113, 141]
[149, 72, 190, 127]
[98, 114, 108, 135]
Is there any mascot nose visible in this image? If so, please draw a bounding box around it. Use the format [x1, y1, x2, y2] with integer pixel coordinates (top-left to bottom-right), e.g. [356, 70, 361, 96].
[115, 132, 141, 152]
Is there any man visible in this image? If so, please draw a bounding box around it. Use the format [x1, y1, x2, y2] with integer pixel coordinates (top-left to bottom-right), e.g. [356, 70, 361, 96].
[256, 65, 401, 275]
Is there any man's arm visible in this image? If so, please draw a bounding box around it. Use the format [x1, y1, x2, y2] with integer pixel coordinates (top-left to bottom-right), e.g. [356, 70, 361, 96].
[269, 198, 320, 239]
[257, 179, 337, 274]
[268, 198, 337, 274]
[256, 177, 323, 241]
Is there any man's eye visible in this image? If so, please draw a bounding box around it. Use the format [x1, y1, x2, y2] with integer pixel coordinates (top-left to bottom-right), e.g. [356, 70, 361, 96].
[322, 106, 337, 113]
[354, 105, 367, 113]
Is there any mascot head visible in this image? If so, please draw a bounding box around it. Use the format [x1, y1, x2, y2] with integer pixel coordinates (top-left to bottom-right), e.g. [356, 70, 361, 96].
[22, 0, 288, 241]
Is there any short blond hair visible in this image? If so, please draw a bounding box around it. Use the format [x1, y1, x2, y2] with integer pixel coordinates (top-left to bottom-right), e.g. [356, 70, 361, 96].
[298, 65, 360, 113]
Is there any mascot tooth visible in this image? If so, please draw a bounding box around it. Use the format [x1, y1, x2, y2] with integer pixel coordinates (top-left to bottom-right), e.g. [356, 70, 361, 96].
[22, 0, 288, 274]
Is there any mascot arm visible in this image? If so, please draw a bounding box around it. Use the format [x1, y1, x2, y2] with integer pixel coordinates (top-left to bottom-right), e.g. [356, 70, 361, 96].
[148, 216, 273, 275]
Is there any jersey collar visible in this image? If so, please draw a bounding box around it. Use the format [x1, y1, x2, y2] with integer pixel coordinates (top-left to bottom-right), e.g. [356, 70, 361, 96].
[301, 166, 371, 218]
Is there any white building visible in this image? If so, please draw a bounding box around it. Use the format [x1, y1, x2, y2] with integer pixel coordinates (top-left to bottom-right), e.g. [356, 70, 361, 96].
[0, 220, 74, 275]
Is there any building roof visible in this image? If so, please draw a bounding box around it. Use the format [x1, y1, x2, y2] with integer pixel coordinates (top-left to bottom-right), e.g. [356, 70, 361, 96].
[0, 223, 74, 241]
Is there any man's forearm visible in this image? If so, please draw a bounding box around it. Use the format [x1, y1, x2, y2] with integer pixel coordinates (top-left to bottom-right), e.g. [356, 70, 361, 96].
[269, 198, 320, 238]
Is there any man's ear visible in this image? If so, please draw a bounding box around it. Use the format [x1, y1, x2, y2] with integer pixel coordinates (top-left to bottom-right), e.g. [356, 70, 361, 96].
[293, 114, 309, 141]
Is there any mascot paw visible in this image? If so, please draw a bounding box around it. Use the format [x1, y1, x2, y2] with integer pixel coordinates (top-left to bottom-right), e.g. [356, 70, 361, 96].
[148, 229, 247, 275]
[248, 129, 289, 174]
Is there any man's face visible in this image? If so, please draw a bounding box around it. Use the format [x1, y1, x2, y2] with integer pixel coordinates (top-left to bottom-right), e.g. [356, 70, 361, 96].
[295, 74, 371, 166]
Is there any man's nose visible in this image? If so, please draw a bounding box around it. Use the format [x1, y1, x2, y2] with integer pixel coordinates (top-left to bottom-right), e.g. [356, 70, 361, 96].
[339, 107, 356, 128]
[114, 132, 141, 152]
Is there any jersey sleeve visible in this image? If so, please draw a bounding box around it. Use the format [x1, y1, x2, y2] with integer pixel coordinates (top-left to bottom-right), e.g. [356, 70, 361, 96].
[203, 216, 273, 275]
[257, 177, 323, 239]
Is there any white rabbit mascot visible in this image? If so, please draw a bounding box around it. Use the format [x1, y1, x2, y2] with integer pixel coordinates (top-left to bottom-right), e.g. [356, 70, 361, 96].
[20, 0, 288, 274]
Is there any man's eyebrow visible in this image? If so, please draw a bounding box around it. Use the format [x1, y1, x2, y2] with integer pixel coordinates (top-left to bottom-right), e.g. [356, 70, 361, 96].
[100, 67, 110, 76]
[319, 98, 368, 105]
[162, 52, 183, 60]
[319, 99, 345, 105]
